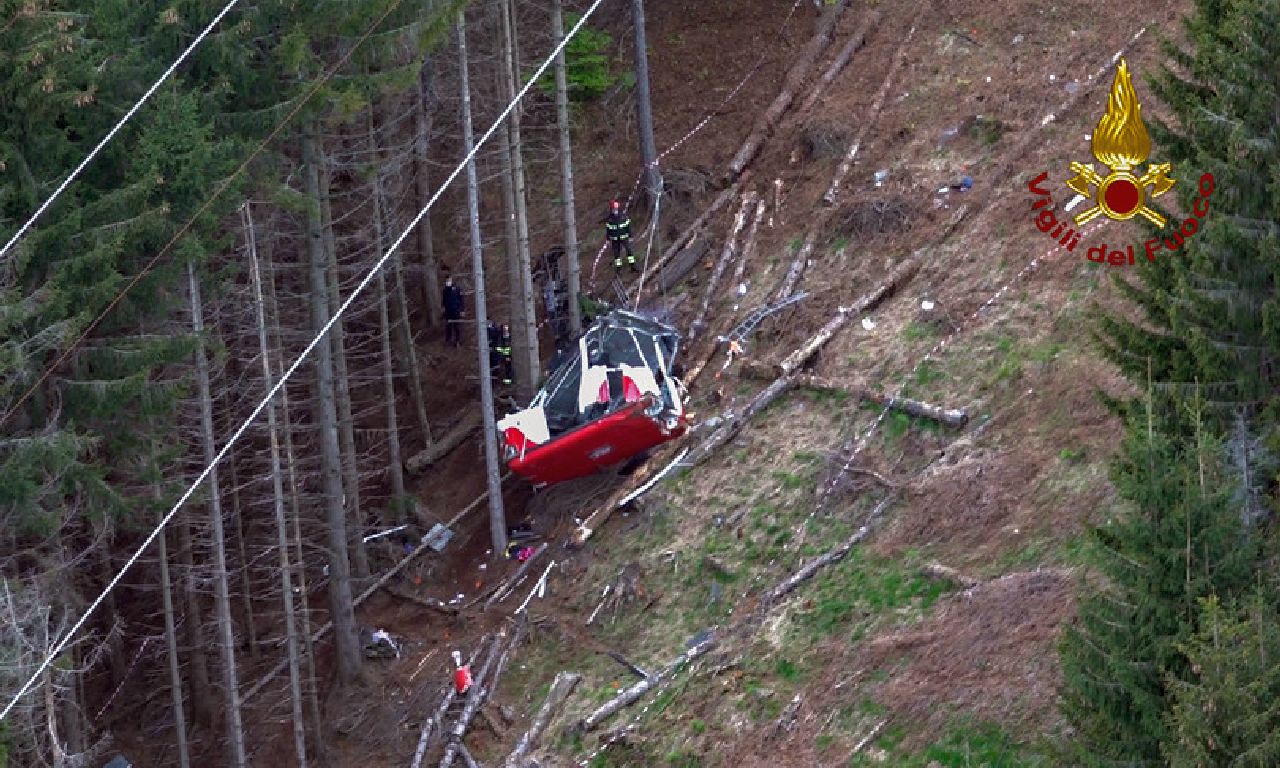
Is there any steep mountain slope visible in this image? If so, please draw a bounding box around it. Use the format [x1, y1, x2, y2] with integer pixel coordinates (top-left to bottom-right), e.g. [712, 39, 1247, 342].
[307, 0, 1192, 764]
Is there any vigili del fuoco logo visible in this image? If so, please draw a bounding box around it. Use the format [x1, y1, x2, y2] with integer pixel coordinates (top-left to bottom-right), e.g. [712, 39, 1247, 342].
[1026, 58, 1216, 266]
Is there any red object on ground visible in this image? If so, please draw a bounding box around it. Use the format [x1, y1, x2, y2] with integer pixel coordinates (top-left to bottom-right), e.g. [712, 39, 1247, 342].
[454, 665, 473, 695]
[506, 396, 687, 487]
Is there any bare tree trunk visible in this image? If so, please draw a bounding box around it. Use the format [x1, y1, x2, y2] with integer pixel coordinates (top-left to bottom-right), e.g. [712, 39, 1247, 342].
[174, 509, 214, 729]
[302, 128, 363, 686]
[187, 261, 248, 768]
[248, 214, 310, 768]
[500, 0, 540, 401]
[631, 0, 661, 208]
[320, 160, 369, 580]
[552, 0, 582, 336]
[155, 492, 192, 768]
[459, 9, 509, 556]
[224, 450, 258, 658]
[262, 234, 327, 758]
[374, 196, 408, 509]
[415, 55, 443, 326]
[393, 245, 435, 446]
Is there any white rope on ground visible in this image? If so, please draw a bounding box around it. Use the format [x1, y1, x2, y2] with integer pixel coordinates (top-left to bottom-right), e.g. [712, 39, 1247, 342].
[0, 0, 608, 725]
[0, 0, 243, 261]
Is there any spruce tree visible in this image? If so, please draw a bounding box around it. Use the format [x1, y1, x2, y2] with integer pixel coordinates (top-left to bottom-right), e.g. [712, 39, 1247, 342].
[1094, 0, 1280, 458]
[1058, 391, 1258, 765]
[1163, 585, 1280, 767]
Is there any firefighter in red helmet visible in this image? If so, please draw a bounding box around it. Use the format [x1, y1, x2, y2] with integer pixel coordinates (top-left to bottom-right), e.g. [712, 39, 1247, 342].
[605, 199, 637, 272]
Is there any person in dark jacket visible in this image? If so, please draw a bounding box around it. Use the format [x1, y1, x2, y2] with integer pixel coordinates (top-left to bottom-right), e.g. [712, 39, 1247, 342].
[606, 199, 636, 271]
[442, 276, 464, 347]
[497, 325, 514, 385]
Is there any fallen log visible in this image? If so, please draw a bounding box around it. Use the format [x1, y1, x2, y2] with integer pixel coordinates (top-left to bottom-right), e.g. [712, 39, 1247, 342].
[755, 496, 894, 615]
[793, 375, 969, 428]
[798, 10, 881, 113]
[683, 375, 797, 473]
[776, 254, 924, 377]
[439, 632, 506, 768]
[725, 0, 852, 181]
[503, 672, 582, 768]
[822, 20, 918, 206]
[773, 222, 821, 302]
[690, 191, 758, 341]
[642, 177, 745, 290]
[456, 743, 480, 768]
[732, 195, 767, 287]
[770, 694, 803, 740]
[384, 585, 461, 616]
[920, 562, 979, 590]
[575, 633, 719, 732]
[569, 445, 681, 549]
[407, 411, 482, 474]
[652, 236, 711, 295]
[483, 543, 550, 610]
[411, 639, 489, 768]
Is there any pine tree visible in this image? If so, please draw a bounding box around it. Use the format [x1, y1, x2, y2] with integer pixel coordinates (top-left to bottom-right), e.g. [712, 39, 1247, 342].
[1058, 391, 1259, 765]
[1094, 0, 1280, 455]
[1163, 585, 1280, 767]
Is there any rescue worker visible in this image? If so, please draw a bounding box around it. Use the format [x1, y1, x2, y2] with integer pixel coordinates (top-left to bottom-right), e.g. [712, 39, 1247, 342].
[452, 650, 473, 695]
[442, 276, 464, 347]
[605, 199, 636, 272]
[487, 321, 503, 384]
[496, 324, 514, 385]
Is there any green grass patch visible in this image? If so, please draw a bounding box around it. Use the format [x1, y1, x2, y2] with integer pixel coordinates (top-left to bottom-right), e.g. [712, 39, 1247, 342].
[851, 721, 1050, 767]
[903, 321, 936, 341]
[791, 548, 952, 641]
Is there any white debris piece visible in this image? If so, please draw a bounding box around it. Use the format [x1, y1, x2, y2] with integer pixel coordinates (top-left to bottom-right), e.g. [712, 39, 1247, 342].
[861, 317, 876, 331]
[921, 299, 935, 311]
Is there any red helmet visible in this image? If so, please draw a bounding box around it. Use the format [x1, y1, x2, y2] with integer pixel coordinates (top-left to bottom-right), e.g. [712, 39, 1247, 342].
[610, 199, 621, 210]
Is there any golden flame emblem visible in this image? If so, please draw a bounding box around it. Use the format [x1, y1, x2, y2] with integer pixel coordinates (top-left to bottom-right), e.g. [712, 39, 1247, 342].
[1066, 58, 1174, 227]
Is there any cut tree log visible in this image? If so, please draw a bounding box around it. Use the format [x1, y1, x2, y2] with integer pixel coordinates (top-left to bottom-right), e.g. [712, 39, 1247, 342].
[798, 10, 881, 113]
[725, 0, 852, 181]
[822, 20, 918, 206]
[690, 191, 758, 341]
[777, 256, 921, 377]
[484, 542, 550, 610]
[410, 638, 489, 768]
[575, 633, 719, 733]
[802, 375, 969, 428]
[652, 236, 711, 295]
[732, 195, 767, 287]
[920, 562, 979, 590]
[683, 375, 797, 473]
[456, 743, 479, 768]
[503, 672, 581, 768]
[641, 177, 745, 290]
[773, 222, 821, 302]
[384, 585, 461, 616]
[406, 411, 482, 474]
[439, 632, 506, 768]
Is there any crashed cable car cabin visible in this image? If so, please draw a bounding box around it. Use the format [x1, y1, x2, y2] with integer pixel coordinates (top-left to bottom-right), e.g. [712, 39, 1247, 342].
[497, 310, 688, 487]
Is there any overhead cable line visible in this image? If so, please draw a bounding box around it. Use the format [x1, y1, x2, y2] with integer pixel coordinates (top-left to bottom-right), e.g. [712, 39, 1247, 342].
[0, 0, 243, 261]
[0, 0, 606, 725]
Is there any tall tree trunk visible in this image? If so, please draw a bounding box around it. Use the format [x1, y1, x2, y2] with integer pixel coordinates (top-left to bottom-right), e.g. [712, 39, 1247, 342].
[414, 56, 443, 327]
[371, 156, 408, 511]
[552, 0, 582, 336]
[320, 160, 369, 580]
[155, 497, 192, 768]
[631, 0, 661, 207]
[262, 232, 327, 758]
[174, 508, 214, 729]
[459, 10, 509, 556]
[248, 222, 310, 768]
[302, 128, 363, 686]
[497, 0, 539, 400]
[393, 245, 434, 447]
[187, 261, 248, 768]
[224, 450, 258, 658]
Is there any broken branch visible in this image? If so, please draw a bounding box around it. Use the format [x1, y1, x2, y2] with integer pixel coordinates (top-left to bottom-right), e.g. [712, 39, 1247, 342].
[576, 634, 719, 732]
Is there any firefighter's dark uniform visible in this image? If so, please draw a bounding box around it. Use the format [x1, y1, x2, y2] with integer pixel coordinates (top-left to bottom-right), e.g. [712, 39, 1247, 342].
[606, 208, 636, 270]
[496, 326, 514, 385]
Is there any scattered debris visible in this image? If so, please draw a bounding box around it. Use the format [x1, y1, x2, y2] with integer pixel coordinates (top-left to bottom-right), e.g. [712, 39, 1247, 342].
[873, 169, 889, 187]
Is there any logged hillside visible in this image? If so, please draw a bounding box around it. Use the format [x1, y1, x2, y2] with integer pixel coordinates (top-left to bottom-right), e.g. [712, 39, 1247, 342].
[7, 0, 1247, 765]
